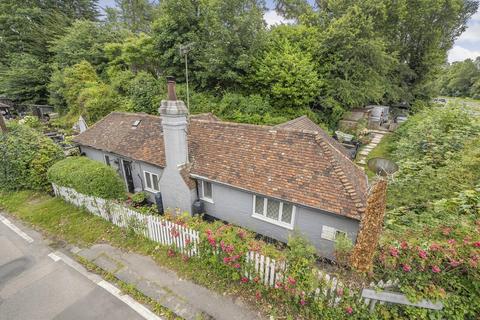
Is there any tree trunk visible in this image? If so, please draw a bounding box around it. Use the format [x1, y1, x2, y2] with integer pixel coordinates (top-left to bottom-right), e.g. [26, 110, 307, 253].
[0, 113, 7, 133]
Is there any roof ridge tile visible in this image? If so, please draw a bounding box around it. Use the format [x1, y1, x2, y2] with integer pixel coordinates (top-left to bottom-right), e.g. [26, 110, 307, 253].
[315, 138, 365, 218]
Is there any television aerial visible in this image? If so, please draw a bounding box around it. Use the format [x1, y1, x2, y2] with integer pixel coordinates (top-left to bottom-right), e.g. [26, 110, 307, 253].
[367, 157, 399, 177]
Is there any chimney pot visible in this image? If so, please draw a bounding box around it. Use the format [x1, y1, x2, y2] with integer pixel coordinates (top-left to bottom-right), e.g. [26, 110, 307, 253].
[166, 76, 177, 101]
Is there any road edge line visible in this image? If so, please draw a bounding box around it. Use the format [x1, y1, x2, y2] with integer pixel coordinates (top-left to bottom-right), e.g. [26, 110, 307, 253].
[52, 251, 163, 320]
[0, 214, 34, 243]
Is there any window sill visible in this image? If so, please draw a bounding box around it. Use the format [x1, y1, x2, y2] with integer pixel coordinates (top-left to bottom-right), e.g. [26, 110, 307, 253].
[144, 188, 159, 193]
[251, 213, 294, 230]
[200, 197, 214, 204]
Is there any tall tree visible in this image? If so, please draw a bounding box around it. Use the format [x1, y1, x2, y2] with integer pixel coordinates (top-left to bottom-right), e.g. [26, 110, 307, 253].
[314, 5, 394, 109]
[152, 0, 267, 91]
[50, 20, 128, 72]
[0, 54, 50, 104]
[253, 39, 320, 110]
[274, 0, 478, 104]
[108, 0, 156, 33]
[0, 0, 98, 103]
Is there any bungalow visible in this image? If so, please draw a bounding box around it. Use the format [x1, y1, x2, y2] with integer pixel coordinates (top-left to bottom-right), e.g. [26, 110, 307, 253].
[73, 77, 369, 258]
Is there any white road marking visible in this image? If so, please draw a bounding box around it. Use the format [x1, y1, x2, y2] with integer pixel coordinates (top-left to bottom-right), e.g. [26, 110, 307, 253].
[48, 252, 62, 262]
[0, 214, 34, 243]
[52, 251, 163, 320]
[97, 280, 162, 320]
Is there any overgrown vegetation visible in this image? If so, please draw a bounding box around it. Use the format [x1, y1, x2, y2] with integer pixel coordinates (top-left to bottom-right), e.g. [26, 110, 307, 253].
[362, 103, 480, 318]
[48, 157, 126, 199]
[436, 57, 480, 99]
[0, 122, 64, 191]
[1, 0, 477, 128]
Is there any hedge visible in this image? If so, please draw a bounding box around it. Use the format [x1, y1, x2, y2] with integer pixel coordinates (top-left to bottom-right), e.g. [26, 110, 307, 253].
[0, 122, 65, 192]
[48, 156, 125, 199]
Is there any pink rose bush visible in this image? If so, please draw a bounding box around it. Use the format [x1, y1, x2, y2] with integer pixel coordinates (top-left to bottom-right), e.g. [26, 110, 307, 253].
[375, 222, 480, 315]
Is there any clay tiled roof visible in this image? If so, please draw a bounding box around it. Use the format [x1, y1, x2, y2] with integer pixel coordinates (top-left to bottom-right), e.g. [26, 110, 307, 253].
[275, 116, 351, 158]
[74, 112, 166, 167]
[74, 112, 367, 220]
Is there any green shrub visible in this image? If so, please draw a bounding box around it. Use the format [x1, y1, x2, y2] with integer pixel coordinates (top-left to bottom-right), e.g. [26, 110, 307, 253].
[0, 123, 64, 191]
[48, 156, 125, 199]
[130, 191, 148, 206]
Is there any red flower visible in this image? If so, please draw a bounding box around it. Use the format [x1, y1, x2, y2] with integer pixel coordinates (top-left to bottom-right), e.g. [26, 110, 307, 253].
[206, 229, 212, 236]
[223, 257, 231, 264]
[402, 264, 412, 272]
[234, 263, 241, 269]
[449, 259, 460, 267]
[255, 291, 262, 300]
[182, 255, 189, 262]
[287, 276, 296, 285]
[300, 299, 306, 306]
[253, 276, 259, 283]
[275, 282, 282, 289]
[167, 248, 175, 257]
[473, 241, 480, 248]
[389, 247, 399, 257]
[237, 230, 246, 240]
[241, 277, 248, 283]
[345, 306, 353, 315]
[207, 235, 216, 247]
[430, 243, 441, 251]
[400, 241, 408, 249]
[431, 265, 441, 273]
[418, 249, 428, 259]
[447, 239, 456, 245]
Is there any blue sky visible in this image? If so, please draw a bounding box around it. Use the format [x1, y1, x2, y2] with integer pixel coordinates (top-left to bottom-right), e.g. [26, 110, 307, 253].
[98, 0, 480, 62]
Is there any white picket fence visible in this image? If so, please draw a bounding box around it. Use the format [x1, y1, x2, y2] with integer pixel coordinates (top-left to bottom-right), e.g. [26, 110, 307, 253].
[53, 184, 199, 256]
[52, 184, 441, 311]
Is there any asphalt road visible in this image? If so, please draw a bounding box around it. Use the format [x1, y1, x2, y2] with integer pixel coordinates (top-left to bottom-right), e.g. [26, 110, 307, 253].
[0, 213, 151, 320]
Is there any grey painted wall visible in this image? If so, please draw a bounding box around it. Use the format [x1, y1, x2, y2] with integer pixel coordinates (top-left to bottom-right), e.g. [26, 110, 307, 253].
[200, 180, 360, 259]
[79, 145, 359, 257]
[79, 146, 164, 202]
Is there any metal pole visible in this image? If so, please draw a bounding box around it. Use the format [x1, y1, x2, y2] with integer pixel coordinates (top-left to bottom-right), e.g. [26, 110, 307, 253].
[185, 52, 190, 111]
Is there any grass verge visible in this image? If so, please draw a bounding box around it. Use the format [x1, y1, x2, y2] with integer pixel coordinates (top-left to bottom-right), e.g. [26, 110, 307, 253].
[75, 255, 182, 320]
[0, 190, 266, 316]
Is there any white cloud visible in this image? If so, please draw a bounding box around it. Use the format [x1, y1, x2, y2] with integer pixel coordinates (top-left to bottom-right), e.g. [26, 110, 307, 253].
[264, 10, 293, 26]
[455, 24, 480, 44]
[448, 45, 480, 62]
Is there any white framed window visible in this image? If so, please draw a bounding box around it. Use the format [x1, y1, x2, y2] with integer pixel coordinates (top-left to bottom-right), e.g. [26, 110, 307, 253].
[144, 171, 160, 192]
[321, 226, 347, 241]
[104, 154, 111, 166]
[199, 180, 213, 203]
[252, 195, 295, 229]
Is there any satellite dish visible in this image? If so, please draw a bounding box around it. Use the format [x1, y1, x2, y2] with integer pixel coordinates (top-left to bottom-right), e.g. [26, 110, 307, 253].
[367, 157, 398, 177]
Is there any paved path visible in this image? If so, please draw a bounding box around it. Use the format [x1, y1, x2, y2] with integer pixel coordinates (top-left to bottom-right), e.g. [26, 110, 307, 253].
[0, 213, 160, 320]
[78, 244, 262, 320]
[356, 130, 388, 165]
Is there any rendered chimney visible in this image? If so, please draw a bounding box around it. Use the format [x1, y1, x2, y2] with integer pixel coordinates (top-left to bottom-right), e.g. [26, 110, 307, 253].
[166, 76, 177, 101]
[159, 76, 189, 168]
